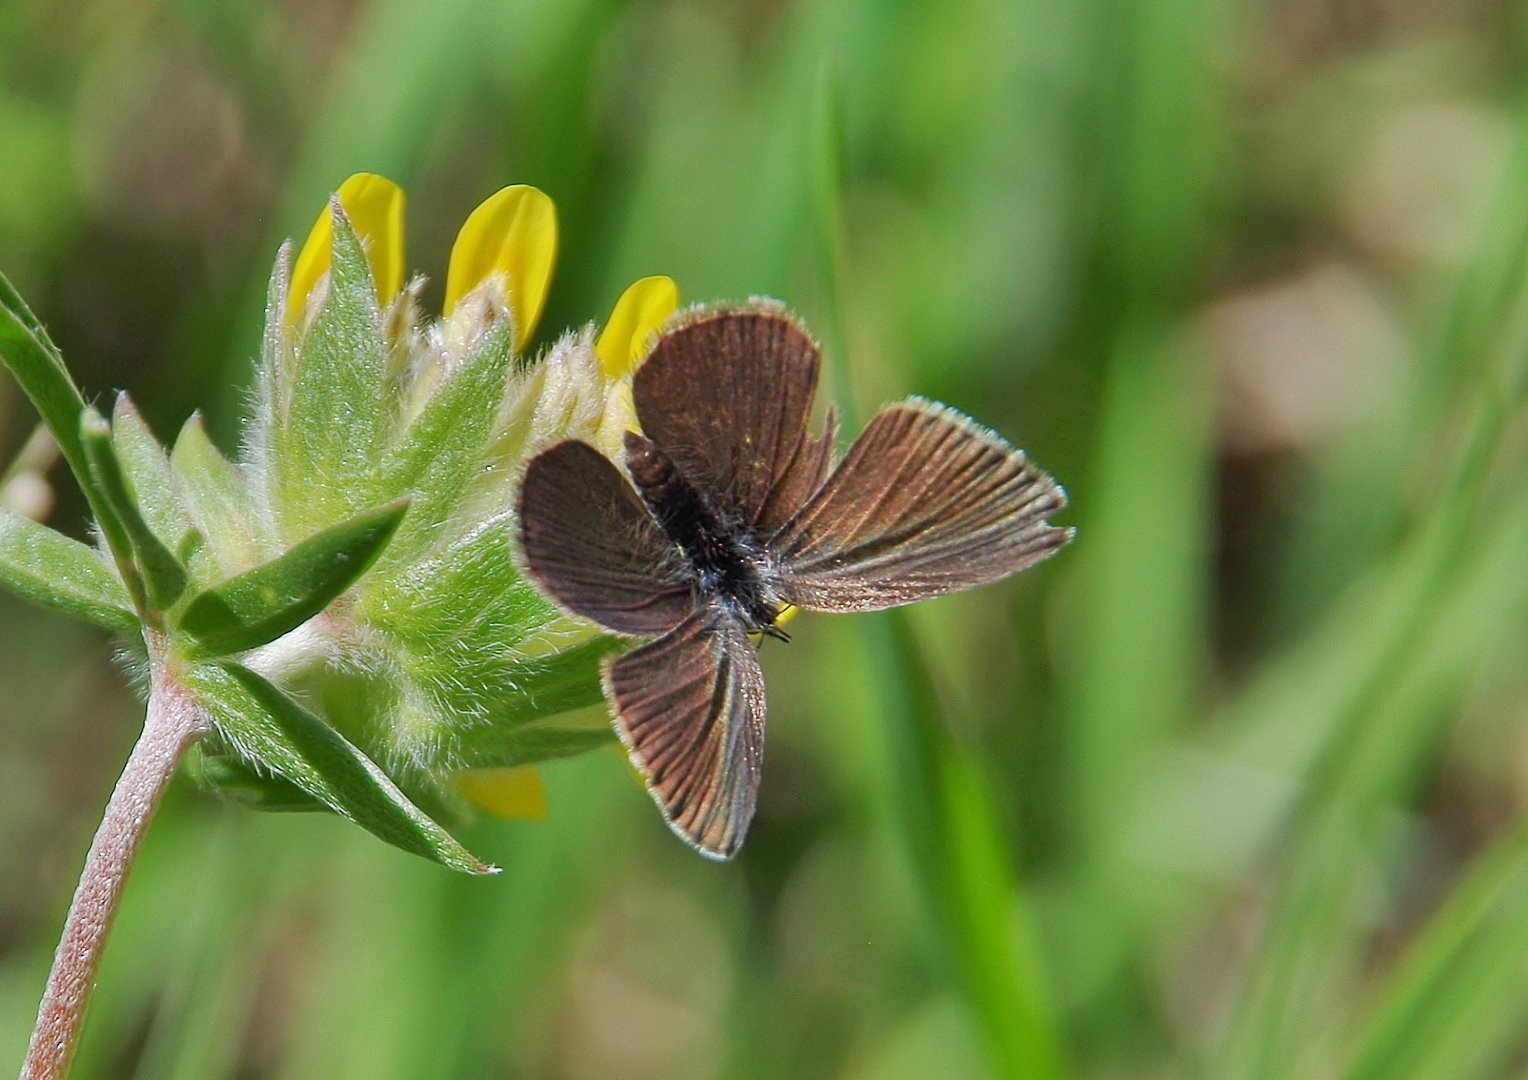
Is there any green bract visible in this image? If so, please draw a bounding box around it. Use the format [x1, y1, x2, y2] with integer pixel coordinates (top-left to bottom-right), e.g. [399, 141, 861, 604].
[0, 205, 628, 874]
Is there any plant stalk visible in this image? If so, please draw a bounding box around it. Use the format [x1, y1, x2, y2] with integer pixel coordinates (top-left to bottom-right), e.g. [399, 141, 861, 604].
[20, 674, 211, 1080]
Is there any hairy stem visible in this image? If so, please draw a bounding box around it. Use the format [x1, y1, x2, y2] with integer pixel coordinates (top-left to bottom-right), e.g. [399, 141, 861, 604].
[20, 674, 211, 1080]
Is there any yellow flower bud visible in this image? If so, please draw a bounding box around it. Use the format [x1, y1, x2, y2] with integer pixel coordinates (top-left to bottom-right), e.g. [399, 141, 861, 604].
[595, 275, 680, 378]
[444, 185, 558, 352]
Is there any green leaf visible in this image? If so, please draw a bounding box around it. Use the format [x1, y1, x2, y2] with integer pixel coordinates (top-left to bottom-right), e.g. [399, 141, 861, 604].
[0, 504, 137, 631]
[0, 269, 90, 488]
[171, 413, 272, 578]
[272, 203, 385, 538]
[184, 660, 492, 874]
[78, 409, 145, 610]
[378, 318, 512, 562]
[81, 407, 187, 611]
[179, 499, 407, 657]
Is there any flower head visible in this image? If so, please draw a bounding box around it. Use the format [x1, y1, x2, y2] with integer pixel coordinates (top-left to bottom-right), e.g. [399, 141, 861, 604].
[203, 175, 678, 823]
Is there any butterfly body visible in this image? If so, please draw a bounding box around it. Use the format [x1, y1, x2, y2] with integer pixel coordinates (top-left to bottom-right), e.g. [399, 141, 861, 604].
[623, 430, 784, 636]
[518, 303, 1072, 859]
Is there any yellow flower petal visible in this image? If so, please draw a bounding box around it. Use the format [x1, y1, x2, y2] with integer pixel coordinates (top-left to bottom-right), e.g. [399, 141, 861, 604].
[455, 766, 547, 820]
[444, 185, 558, 351]
[288, 173, 405, 322]
[594, 379, 639, 459]
[595, 275, 680, 378]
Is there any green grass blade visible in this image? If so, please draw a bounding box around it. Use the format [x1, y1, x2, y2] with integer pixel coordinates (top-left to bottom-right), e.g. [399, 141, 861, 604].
[868, 611, 1069, 1080]
[1341, 827, 1528, 1080]
[1215, 142, 1528, 1076]
[808, 47, 1068, 1079]
[1054, 0, 1228, 1010]
[1215, 423, 1499, 1080]
[809, 51, 853, 422]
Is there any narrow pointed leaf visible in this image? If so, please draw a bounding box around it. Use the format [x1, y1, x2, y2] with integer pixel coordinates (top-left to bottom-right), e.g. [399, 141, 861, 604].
[184, 660, 492, 873]
[111, 393, 194, 557]
[78, 408, 147, 611]
[0, 270, 90, 487]
[81, 408, 187, 611]
[179, 499, 407, 656]
[0, 505, 137, 631]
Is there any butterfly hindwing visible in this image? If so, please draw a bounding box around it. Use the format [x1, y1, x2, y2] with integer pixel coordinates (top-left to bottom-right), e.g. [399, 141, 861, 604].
[774, 399, 1072, 613]
[602, 606, 765, 860]
[518, 439, 694, 636]
[633, 307, 829, 530]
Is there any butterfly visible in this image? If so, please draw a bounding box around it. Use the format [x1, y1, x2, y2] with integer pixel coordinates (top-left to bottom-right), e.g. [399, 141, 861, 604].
[517, 303, 1072, 859]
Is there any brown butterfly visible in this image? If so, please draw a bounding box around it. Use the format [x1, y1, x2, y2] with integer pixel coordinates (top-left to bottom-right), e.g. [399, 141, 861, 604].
[518, 304, 1072, 859]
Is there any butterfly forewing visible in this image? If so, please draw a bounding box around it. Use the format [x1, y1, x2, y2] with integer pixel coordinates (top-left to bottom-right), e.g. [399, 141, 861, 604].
[602, 607, 765, 860]
[774, 399, 1072, 613]
[518, 440, 694, 636]
[759, 405, 837, 532]
[634, 308, 829, 530]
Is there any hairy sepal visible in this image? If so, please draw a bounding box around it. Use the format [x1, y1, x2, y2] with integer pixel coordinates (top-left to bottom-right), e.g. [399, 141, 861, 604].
[171, 415, 274, 580]
[272, 204, 386, 539]
[375, 316, 513, 563]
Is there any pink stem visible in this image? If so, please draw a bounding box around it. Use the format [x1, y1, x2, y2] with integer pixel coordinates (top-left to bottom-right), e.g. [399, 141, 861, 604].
[20, 677, 210, 1080]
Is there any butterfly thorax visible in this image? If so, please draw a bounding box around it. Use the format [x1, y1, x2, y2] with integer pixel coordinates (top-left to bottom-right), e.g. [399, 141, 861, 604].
[623, 432, 782, 633]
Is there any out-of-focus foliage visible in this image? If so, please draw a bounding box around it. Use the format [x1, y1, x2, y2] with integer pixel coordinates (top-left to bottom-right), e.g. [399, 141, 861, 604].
[5, 0, 1528, 1077]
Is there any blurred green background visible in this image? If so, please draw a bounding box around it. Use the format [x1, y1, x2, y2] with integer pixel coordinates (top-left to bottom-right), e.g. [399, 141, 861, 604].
[7, 0, 1528, 1077]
